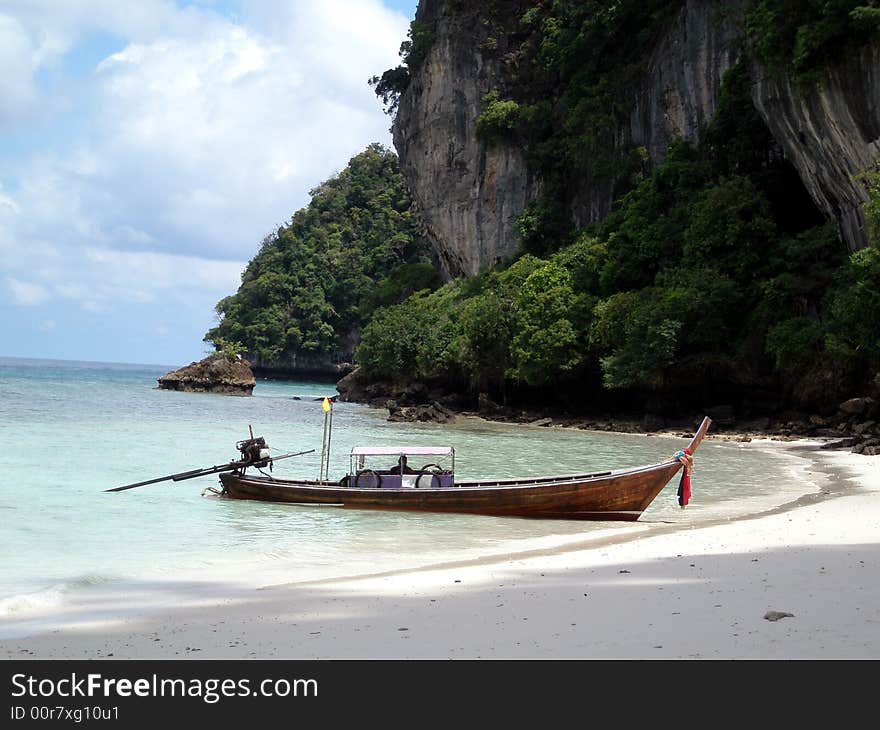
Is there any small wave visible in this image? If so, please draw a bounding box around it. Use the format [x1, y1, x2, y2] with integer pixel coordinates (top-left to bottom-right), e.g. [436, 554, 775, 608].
[0, 574, 115, 617]
[0, 588, 66, 617]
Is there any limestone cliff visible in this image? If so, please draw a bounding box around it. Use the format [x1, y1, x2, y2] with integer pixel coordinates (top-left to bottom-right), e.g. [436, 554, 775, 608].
[752, 42, 880, 251]
[628, 1, 745, 168]
[393, 0, 880, 272]
[393, 0, 537, 277]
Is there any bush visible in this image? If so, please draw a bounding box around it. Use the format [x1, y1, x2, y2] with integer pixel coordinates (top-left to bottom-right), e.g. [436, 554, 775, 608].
[765, 316, 825, 373]
[476, 91, 521, 142]
[861, 166, 880, 243]
[508, 261, 582, 385]
[827, 245, 880, 365]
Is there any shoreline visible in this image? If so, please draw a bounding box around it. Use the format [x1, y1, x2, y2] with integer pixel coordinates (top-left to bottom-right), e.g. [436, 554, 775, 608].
[455, 412, 880, 457]
[336, 368, 880, 456]
[2, 436, 877, 659]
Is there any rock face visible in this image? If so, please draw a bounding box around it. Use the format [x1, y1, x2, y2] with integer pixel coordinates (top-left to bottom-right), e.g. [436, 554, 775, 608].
[157, 353, 256, 396]
[751, 42, 880, 251]
[248, 351, 354, 380]
[393, 0, 879, 272]
[393, 0, 537, 277]
[628, 0, 745, 168]
[336, 367, 463, 420]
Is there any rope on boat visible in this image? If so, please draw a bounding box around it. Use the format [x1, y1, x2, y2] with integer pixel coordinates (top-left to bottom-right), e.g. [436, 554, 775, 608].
[672, 448, 694, 472]
[254, 465, 276, 480]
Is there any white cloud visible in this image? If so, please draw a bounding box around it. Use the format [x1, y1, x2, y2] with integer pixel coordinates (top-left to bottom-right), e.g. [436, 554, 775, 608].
[1, 1, 408, 256]
[0, 187, 21, 217]
[78, 4, 404, 259]
[83, 248, 245, 293]
[241, 0, 412, 95]
[2, 0, 194, 52]
[24, 248, 247, 314]
[0, 15, 38, 124]
[0, 1, 190, 127]
[0, 0, 411, 362]
[5, 277, 50, 306]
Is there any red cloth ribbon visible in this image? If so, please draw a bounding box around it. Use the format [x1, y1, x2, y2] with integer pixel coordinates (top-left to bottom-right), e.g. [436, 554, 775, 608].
[677, 468, 691, 507]
[676, 447, 692, 508]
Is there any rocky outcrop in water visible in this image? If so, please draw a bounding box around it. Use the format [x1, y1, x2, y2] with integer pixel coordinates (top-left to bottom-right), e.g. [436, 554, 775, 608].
[157, 353, 256, 396]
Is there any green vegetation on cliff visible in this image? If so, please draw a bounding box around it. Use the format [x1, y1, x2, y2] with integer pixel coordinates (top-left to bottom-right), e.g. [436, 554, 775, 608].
[204, 144, 437, 368]
[745, 0, 880, 81]
[360, 39, 880, 412]
[475, 0, 684, 252]
[368, 19, 435, 115]
[468, 0, 880, 252]
[206, 0, 880, 413]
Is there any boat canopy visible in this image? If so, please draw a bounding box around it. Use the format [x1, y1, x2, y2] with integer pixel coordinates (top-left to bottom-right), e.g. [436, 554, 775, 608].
[350, 446, 454, 457]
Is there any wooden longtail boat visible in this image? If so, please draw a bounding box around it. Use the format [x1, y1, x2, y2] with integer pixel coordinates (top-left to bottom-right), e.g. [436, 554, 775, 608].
[216, 416, 712, 521]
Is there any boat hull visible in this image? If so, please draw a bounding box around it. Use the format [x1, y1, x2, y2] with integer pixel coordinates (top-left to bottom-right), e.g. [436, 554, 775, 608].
[218, 461, 684, 520]
[217, 417, 711, 521]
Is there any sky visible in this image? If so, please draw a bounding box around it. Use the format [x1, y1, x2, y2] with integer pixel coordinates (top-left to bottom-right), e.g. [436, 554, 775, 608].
[0, 0, 418, 366]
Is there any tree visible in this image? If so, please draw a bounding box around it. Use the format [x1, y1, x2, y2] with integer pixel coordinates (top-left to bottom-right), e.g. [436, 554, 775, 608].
[205, 144, 434, 367]
[508, 261, 581, 386]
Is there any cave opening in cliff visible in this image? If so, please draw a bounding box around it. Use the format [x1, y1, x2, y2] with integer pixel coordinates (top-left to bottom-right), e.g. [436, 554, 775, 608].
[759, 151, 827, 237]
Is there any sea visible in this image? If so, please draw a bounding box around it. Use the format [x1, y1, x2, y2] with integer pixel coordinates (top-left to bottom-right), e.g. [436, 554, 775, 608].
[0, 356, 827, 639]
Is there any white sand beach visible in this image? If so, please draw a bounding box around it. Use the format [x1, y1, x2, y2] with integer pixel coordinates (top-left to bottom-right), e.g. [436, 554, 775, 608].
[2, 440, 878, 660]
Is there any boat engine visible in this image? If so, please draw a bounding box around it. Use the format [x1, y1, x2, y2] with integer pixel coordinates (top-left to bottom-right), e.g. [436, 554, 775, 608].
[236, 436, 271, 468]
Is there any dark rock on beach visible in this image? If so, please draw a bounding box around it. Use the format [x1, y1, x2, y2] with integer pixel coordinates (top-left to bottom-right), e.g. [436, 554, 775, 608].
[336, 366, 402, 406]
[820, 438, 858, 450]
[386, 400, 455, 424]
[705, 405, 736, 426]
[157, 352, 256, 396]
[763, 611, 794, 622]
[477, 392, 513, 418]
[641, 413, 666, 432]
[853, 438, 880, 455]
[336, 367, 461, 418]
[839, 397, 876, 418]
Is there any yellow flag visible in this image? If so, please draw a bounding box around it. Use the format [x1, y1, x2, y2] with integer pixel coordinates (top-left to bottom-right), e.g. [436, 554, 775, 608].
[322, 397, 331, 412]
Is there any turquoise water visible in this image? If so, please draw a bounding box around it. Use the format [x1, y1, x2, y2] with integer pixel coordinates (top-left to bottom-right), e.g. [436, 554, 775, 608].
[0, 357, 823, 636]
